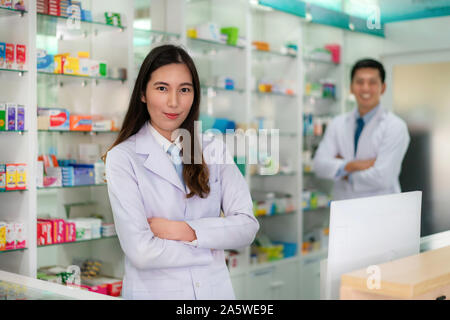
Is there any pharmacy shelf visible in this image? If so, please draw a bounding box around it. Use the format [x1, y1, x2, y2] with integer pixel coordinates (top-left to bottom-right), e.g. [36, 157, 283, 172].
[37, 184, 107, 190]
[301, 248, 328, 261]
[248, 255, 300, 272]
[0, 189, 28, 193]
[0, 68, 27, 76]
[252, 49, 297, 59]
[303, 57, 339, 65]
[253, 90, 297, 98]
[37, 235, 118, 248]
[201, 85, 245, 94]
[37, 13, 125, 31]
[255, 210, 297, 219]
[0, 6, 26, 17]
[0, 248, 27, 254]
[38, 130, 118, 135]
[37, 71, 126, 83]
[187, 37, 245, 51]
[251, 172, 297, 177]
[0, 130, 27, 134]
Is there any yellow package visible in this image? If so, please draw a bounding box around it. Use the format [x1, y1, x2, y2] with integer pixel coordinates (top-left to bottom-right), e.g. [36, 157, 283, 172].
[77, 51, 90, 59]
[6, 164, 17, 191]
[187, 28, 197, 38]
[0, 223, 6, 251]
[54, 53, 70, 74]
[16, 163, 27, 190]
[64, 57, 80, 75]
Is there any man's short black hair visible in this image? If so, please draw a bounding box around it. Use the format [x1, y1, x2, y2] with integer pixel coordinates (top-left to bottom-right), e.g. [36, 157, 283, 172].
[351, 58, 385, 83]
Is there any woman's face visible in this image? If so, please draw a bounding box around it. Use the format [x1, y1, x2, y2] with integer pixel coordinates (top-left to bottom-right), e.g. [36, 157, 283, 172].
[142, 63, 194, 141]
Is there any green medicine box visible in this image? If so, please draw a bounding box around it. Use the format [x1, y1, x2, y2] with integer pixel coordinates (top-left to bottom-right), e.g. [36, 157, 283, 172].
[0, 103, 5, 131]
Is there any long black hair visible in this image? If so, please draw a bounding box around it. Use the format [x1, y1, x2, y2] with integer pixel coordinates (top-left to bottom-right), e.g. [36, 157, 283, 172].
[103, 44, 210, 198]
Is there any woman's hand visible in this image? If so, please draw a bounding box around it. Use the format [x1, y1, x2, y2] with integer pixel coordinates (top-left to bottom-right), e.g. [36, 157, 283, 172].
[147, 217, 197, 242]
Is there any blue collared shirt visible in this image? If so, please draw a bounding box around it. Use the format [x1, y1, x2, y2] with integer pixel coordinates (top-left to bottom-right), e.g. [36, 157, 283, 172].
[335, 104, 380, 179]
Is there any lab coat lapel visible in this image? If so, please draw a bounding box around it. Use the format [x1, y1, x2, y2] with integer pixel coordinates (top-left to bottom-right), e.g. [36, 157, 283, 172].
[135, 125, 186, 193]
[355, 106, 386, 158]
[345, 110, 357, 157]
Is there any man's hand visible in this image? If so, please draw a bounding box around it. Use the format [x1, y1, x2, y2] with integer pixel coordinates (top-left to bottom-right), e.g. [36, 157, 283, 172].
[344, 159, 376, 173]
[147, 217, 197, 242]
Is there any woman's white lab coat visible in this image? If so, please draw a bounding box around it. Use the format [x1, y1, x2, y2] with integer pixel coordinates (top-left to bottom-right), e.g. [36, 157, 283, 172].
[313, 106, 410, 200]
[105, 124, 259, 300]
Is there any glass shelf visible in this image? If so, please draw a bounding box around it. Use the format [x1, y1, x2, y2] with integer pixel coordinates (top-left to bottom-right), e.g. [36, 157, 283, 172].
[38, 129, 118, 135]
[38, 235, 118, 248]
[304, 95, 337, 102]
[253, 90, 297, 98]
[252, 49, 297, 59]
[255, 210, 297, 218]
[187, 37, 245, 52]
[37, 71, 126, 83]
[0, 130, 27, 134]
[201, 85, 245, 94]
[0, 189, 28, 193]
[303, 206, 330, 212]
[37, 13, 125, 40]
[251, 172, 297, 177]
[38, 184, 107, 190]
[0, 6, 26, 17]
[303, 57, 339, 65]
[134, 29, 181, 47]
[0, 68, 27, 76]
[0, 248, 27, 254]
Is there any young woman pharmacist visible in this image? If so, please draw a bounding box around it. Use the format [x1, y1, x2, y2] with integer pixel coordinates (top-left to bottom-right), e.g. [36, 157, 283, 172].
[104, 45, 259, 300]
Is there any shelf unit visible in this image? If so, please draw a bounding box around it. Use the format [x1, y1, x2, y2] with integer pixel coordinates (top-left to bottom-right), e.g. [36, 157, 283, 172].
[0, 0, 133, 282]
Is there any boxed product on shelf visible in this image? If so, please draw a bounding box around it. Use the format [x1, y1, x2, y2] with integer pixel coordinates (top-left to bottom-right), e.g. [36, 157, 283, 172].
[0, 164, 5, 191]
[14, 223, 26, 249]
[5, 43, 14, 69]
[66, 218, 92, 241]
[70, 164, 95, 186]
[16, 105, 25, 131]
[15, 163, 27, 190]
[0, 0, 12, 9]
[82, 276, 122, 297]
[94, 162, 106, 184]
[44, 167, 62, 187]
[0, 43, 5, 68]
[101, 223, 116, 237]
[70, 114, 92, 131]
[65, 221, 76, 242]
[63, 56, 79, 75]
[38, 107, 70, 131]
[252, 41, 270, 51]
[37, 49, 54, 72]
[41, 219, 66, 244]
[61, 165, 74, 186]
[0, 103, 4, 131]
[6, 103, 16, 131]
[37, 219, 53, 245]
[15, 44, 26, 70]
[80, 218, 101, 239]
[6, 163, 17, 190]
[92, 119, 113, 131]
[5, 223, 15, 250]
[0, 222, 5, 250]
[272, 241, 297, 258]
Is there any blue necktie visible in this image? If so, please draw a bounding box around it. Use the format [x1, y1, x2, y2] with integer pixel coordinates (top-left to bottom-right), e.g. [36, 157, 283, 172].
[167, 144, 185, 188]
[354, 117, 365, 155]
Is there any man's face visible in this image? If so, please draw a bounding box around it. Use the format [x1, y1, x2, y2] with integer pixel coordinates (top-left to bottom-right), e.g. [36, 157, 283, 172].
[350, 67, 386, 113]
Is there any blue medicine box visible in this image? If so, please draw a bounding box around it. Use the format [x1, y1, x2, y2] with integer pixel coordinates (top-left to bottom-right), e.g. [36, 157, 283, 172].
[70, 164, 95, 186]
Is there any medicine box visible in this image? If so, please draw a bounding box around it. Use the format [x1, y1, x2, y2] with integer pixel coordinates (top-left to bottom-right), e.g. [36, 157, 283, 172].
[5, 223, 15, 250]
[15, 223, 26, 249]
[71, 164, 95, 186]
[65, 222, 76, 242]
[16, 44, 26, 70]
[16, 105, 25, 131]
[37, 49, 55, 72]
[6, 103, 16, 131]
[37, 220, 53, 246]
[5, 43, 14, 69]
[0, 42, 5, 68]
[70, 114, 92, 131]
[6, 163, 17, 190]
[0, 222, 6, 250]
[0, 164, 5, 191]
[38, 107, 70, 131]
[15, 163, 26, 190]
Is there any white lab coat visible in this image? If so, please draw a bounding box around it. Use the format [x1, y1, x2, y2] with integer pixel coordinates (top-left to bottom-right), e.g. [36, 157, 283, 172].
[313, 106, 410, 200]
[105, 124, 259, 300]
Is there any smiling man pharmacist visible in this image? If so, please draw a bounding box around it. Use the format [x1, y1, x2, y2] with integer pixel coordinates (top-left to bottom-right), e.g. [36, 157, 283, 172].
[313, 58, 410, 200]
